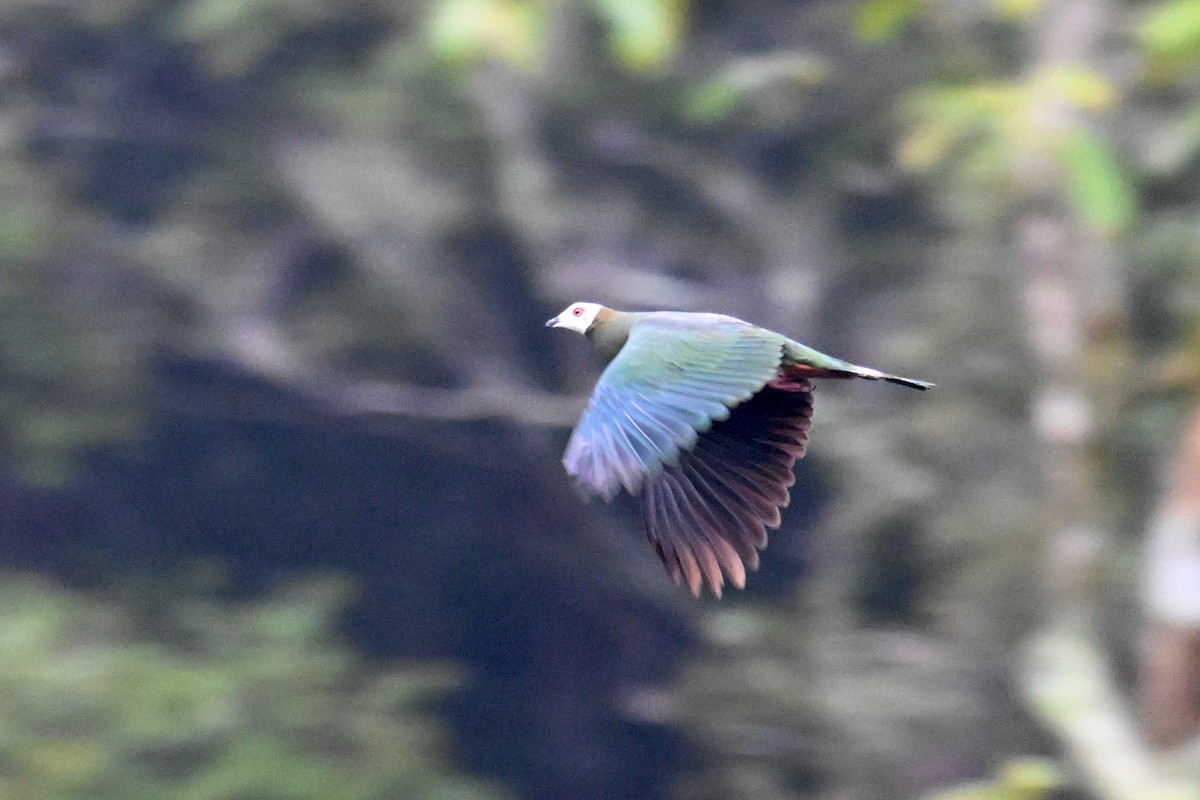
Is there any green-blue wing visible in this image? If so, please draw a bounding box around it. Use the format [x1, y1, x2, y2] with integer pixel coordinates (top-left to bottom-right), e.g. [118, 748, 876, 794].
[563, 314, 785, 500]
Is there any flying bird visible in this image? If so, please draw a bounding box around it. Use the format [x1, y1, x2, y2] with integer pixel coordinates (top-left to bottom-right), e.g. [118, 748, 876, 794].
[546, 302, 931, 598]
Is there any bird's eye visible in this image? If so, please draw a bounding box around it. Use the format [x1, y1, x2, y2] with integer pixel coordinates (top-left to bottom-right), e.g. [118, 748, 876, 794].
[572, 307, 583, 317]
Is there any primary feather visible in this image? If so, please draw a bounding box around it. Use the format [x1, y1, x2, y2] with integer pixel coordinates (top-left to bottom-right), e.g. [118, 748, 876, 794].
[642, 375, 814, 596]
[546, 302, 930, 597]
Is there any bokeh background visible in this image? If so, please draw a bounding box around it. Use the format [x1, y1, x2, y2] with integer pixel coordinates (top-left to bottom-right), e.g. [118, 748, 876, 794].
[3, 0, 1200, 798]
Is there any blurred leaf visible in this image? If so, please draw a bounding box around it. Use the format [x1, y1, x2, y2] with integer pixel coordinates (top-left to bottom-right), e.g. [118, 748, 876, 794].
[898, 83, 1019, 172]
[1056, 130, 1136, 236]
[173, 0, 316, 75]
[1137, 0, 1200, 61]
[177, 0, 255, 38]
[0, 204, 48, 260]
[1039, 64, 1117, 110]
[996, 758, 1066, 796]
[853, 0, 926, 43]
[898, 117, 963, 171]
[591, 0, 685, 73]
[684, 80, 739, 122]
[924, 757, 1066, 800]
[992, 0, 1042, 19]
[427, 0, 545, 69]
[683, 52, 827, 123]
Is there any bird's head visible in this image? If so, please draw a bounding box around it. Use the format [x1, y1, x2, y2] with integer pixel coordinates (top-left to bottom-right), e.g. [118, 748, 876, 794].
[545, 302, 606, 335]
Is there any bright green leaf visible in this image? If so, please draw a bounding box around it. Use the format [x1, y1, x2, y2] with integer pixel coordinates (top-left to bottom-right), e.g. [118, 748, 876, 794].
[592, 0, 685, 73]
[1137, 0, 1200, 59]
[853, 0, 925, 43]
[995, 757, 1066, 795]
[1056, 130, 1136, 236]
[428, 0, 544, 69]
[992, 0, 1042, 19]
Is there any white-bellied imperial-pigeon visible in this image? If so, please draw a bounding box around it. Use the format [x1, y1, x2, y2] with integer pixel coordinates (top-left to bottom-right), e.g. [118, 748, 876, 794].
[546, 302, 932, 598]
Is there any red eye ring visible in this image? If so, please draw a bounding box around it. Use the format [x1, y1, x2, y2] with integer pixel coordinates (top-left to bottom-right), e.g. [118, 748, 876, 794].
[572, 307, 583, 316]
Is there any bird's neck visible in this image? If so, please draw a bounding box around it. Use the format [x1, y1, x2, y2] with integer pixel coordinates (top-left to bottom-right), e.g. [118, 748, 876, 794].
[586, 309, 635, 362]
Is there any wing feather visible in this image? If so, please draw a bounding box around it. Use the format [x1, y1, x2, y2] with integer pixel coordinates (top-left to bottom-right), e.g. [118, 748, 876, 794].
[658, 477, 704, 596]
[564, 315, 786, 499]
[683, 454, 768, 543]
[641, 379, 814, 596]
[676, 460, 749, 591]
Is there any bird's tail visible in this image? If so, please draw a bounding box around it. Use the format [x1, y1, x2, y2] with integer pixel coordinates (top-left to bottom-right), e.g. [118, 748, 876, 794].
[855, 368, 934, 390]
[782, 341, 933, 390]
[783, 363, 933, 390]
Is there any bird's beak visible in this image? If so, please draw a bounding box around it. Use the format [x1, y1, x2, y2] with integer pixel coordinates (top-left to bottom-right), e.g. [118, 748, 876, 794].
[545, 315, 560, 328]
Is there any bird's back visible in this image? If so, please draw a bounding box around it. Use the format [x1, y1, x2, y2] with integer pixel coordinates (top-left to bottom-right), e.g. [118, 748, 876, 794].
[627, 311, 786, 352]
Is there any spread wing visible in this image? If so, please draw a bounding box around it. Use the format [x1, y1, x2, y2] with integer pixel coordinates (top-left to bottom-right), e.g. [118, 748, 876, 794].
[641, 376, 814, 598]
[563, 315, 785, 501]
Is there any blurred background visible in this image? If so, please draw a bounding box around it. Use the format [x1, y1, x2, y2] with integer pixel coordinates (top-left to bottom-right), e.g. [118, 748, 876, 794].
[2, 0, 1200, 798]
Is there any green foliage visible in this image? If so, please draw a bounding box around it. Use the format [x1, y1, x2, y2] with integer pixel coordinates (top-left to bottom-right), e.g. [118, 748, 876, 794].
[590, 0, 684, 72]
[898, 82, 1020, 174]
[666, 607, 820, 800]
[899, 65, 1132, 235]
[853, 0, 926, 43]
[854, 0, 1046, 41]
[683, 79, 740, 122]
[682, 53, 828, 124]
[427, 0, 546, 70]
[1040, 64, 1118, 110]
[171, 0, 345, 75]
[1056, 130, 1135, 236]
[426, 0, 685, 73]
[0, 160, 146, 485]
[1137, 0, 1200, 74]
[990, 0, 1042, 20]
[0, 574, 508, 800]
[922, 758, 1065, 800]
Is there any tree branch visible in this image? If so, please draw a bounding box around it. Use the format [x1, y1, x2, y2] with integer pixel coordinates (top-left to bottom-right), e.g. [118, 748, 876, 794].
[314, 378, 583, 427]
[169, 319, 586, 429]
[1022, 628, 1199, 800]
